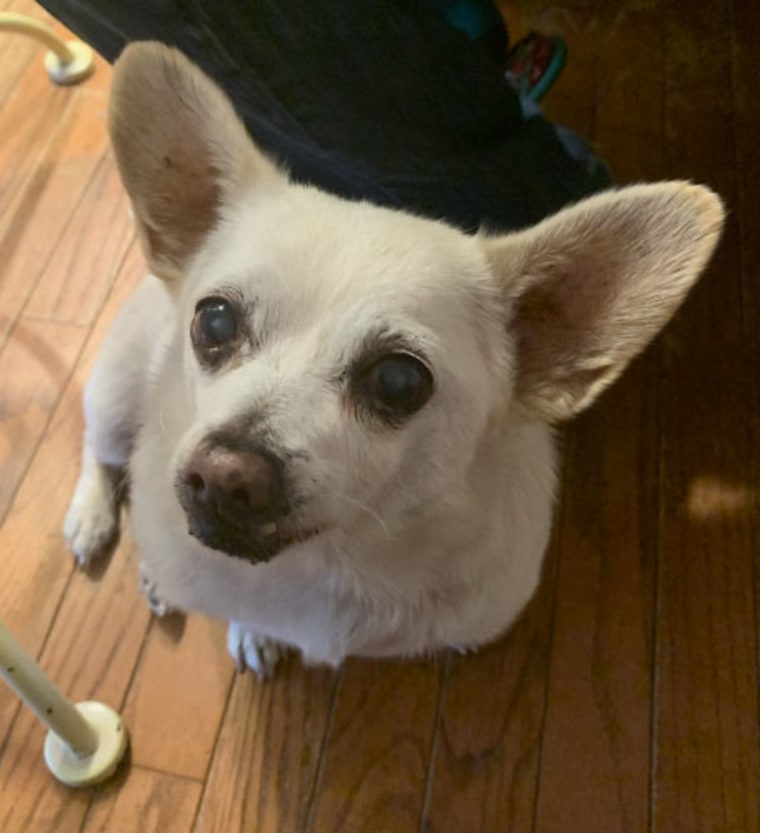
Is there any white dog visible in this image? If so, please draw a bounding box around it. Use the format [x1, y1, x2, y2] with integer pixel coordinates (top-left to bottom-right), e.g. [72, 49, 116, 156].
[64, 43, 723, 677]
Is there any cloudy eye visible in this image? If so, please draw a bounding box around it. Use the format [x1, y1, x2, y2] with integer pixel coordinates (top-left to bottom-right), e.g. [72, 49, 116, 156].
[360, 353, 434, 422]
[191, 297, 239, 364]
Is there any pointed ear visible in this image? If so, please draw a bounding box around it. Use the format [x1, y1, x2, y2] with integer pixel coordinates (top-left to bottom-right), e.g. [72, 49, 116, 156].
[484, 182, 724, 422]
[109, 42, 284, 280]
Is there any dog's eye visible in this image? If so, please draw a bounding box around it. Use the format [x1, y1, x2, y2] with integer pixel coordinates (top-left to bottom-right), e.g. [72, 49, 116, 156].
[191, 297, 238, 359]
[365, 353, 433, 419]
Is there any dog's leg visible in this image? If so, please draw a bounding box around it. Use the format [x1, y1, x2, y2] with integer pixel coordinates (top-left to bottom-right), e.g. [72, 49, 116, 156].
[64, 444, 123, 566]
[64, 276, 171, 569]
[138, 563, 174, 616]
[227, 621, 284, 679]
[64, 373, 132, 567]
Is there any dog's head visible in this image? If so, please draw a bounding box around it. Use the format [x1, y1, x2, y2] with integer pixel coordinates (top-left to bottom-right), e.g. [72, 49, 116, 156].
[110, 43, 724, 564]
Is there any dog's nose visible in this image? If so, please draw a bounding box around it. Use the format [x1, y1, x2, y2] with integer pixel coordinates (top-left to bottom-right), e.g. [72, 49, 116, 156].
[182, 443, 281, 517]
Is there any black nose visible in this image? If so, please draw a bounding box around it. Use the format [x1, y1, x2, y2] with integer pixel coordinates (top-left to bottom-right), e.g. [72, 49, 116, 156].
[177, 442, 285, 556]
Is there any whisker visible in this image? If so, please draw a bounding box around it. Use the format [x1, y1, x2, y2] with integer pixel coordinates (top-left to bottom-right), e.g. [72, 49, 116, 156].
[330, 493, 392, 542]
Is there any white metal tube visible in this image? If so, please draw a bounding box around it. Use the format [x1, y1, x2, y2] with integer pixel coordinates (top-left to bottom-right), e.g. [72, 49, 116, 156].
[0, 12, 76, 63]
[0, 618, 98, 756]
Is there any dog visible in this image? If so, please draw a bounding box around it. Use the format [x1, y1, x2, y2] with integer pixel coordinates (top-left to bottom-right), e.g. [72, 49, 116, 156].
[63, 42, 724, 677]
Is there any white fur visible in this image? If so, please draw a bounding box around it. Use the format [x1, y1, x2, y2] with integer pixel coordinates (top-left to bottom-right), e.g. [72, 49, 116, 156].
[64, 43, 724, 676]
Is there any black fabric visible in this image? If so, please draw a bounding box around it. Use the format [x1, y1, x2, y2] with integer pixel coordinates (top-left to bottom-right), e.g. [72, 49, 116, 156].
[38, 0, 610, 232]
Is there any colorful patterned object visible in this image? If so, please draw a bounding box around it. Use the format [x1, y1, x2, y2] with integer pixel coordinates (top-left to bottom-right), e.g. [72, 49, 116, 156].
[506, 32, 568, 101]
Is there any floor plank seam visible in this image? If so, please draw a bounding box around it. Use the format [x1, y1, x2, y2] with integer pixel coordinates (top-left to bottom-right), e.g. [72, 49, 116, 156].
[77, 613, 157, 833]
[188, 656, 239, 833]
[416, 652, 451, 833]
[301, 667, 344, 833]
[0, 226, 132, 529]
[647, 367, 663, 833]
[0, 146, 111, 356]
[0, 81, 79, 257]
[127, 761, 205, 784]
[0, 48, 37, 112]
[649, 7, 667, 823]
[528, 444, 571, 833]
[727, 3, 760, 823]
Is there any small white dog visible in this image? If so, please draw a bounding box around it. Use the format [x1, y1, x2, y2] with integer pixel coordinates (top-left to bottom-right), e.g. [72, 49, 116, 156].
[64, 43, 723, 676]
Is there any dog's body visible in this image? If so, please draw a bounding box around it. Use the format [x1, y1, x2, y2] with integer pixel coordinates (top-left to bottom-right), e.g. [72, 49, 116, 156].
[65, 43, 724, 675]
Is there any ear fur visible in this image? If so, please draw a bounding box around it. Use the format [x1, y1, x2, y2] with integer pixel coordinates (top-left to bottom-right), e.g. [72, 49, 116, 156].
[109, 41, 283, 280]
[484, 182, 725, 422]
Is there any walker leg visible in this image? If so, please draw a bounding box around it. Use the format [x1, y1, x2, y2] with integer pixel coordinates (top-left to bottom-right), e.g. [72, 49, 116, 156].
[0, 618, 127, 787]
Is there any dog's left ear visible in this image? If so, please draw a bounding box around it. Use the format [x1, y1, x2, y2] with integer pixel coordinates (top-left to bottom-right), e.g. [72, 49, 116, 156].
[109, 42, 284, 281]
[484, 182, 724, 422]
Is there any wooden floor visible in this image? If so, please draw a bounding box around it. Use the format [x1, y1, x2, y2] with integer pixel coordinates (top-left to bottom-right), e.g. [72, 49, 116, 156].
[0, 0, 758, 830]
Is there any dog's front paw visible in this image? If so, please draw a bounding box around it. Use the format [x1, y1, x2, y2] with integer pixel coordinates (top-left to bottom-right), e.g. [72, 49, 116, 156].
[64, 464, 120, 567]
[139, 565, 175, 617]
[227, 621, 283, 679]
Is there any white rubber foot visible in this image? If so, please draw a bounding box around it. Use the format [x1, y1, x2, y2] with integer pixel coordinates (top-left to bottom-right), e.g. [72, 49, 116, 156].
[43, 701, 127, 787]
[44, 41, 94, 86]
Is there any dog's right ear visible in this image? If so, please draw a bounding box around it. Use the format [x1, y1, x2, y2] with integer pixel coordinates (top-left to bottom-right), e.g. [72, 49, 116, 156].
[109, 42, 283, 281]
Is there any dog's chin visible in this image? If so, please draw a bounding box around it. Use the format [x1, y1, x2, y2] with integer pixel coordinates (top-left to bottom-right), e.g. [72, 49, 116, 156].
[187, 521, 324, 564]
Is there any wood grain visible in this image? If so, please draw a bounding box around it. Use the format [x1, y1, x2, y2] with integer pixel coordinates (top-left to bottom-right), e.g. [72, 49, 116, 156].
[83, 767, 202, 833]
[0, 318, 87, 521]
[535, 384, 657, 833]
[654, 1, 760, 830]
[194, 655, 336, 833]
[540, 5, 599, 137]
[593, 0, 667, 183]
[308, 658, 441, 833]
[25, 151, 133, 324]
[122, 615, 234, 780]
[533, 4, 664, 832]
[0, 52, 110, 344]
[730, 17, 760, 833]
[423, 540, 560, 833]
[0, 0, 104, 220]
[0, 51, 74, 226]
[0, 0, 55, 110]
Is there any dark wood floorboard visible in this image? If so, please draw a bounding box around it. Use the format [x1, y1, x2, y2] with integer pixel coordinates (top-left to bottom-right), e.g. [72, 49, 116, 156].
[654, 1, 760, 831]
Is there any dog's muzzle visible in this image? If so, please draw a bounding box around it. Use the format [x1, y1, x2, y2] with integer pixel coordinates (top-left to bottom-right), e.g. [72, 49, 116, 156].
[176, 440, 290, 562]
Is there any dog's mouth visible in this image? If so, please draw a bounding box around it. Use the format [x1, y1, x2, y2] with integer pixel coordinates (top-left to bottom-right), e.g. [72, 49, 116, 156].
[261, 521, 324, 551]
[187, 516, 325, 564]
